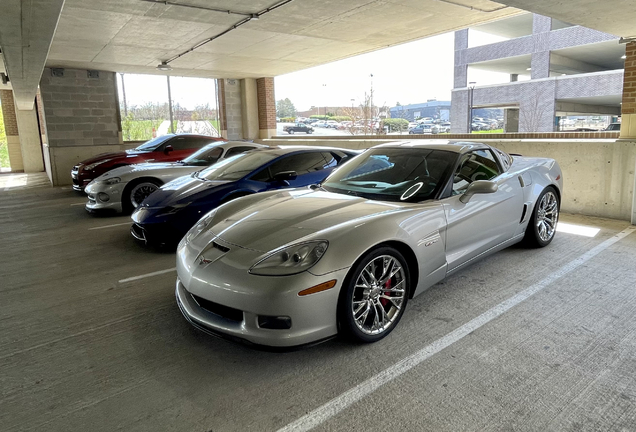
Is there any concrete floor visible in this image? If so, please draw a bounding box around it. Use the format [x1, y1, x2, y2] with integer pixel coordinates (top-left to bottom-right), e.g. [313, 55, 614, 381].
[2, 179, 636, 432]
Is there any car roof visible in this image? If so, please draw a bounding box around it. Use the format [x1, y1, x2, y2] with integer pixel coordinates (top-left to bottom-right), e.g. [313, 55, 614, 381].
[246, 145, 358, 157]
[374, 140, 491, 154]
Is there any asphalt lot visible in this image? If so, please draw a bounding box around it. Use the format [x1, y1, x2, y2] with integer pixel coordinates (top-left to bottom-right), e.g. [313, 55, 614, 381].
[2, 178, 636, 431]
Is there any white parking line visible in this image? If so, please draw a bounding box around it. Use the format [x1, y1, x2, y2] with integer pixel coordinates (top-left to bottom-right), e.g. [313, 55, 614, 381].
[277, 226, 636, 432]
[118, 267, 177, 284]
[70, 202, 86, 206]
[88, 222, 131, 230]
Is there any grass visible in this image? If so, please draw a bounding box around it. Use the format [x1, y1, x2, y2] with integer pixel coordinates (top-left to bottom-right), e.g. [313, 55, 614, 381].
[473, 128, 504, 134]
[0, 142, 9, 168]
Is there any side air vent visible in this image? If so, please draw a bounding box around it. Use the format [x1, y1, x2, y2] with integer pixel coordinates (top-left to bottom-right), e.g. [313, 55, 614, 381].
[520, 204, 528, 223]
[212, 241, 230, 253]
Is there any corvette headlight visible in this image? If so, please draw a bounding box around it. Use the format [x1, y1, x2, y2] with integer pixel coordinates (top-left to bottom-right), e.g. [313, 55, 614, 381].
[250, 240, 328, 276]
[83, 159, 113, 171]
[101, 177, 121, 185]
[184, 209, 217, 243]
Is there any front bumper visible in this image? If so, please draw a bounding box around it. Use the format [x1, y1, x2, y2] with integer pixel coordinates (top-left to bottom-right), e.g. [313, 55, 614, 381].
[71, 167, 93, 192]
[175, 241, 348, 347]
[84, 182, 125, 213]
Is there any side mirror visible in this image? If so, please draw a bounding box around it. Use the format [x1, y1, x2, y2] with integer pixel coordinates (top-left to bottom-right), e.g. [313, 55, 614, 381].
[164, 145, 174, 154]
[273, 171, 297, 182]
[459, 180, 498, 203]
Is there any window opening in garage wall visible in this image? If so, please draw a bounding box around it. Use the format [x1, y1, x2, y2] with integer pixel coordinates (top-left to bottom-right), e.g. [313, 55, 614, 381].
[169, 76, 220, 138]
[116, 74, 219, 142]
[0, 98, 9, 171]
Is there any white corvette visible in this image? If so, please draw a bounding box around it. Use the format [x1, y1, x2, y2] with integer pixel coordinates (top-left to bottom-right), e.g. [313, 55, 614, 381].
[175, 142, 562, 348]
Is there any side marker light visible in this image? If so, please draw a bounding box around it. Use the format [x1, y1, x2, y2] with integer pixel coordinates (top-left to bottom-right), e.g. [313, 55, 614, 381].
[298, 280, 337, 296]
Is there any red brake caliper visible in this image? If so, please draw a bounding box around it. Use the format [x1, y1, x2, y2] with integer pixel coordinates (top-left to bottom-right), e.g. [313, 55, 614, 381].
[380, 278, 391, 306]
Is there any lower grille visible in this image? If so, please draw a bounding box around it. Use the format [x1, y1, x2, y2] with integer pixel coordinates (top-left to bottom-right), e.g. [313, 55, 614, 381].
[87, 194, 96, 204]
[191, 294, 243, 322]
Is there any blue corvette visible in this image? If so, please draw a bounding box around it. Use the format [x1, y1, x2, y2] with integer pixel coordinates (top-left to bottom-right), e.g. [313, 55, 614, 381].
[130, 146, 357, 246]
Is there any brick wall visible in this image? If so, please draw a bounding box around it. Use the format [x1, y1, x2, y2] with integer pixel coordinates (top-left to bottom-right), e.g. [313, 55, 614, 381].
[39, 68, 121, 148]
[0, 90, 24, 171]
[623, 42, 636, 115]
[1, 90, 19, 135]
[256, 77, 276, 130]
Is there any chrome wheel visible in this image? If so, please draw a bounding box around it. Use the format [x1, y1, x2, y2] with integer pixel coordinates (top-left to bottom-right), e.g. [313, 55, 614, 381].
[536, 190, 558, 242]
[130, 182, 159, 208]
[351, 254, 407, 335]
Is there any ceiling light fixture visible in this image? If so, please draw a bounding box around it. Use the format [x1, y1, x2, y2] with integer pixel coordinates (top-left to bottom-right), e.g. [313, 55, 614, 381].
[156, 62, 172, 71]
[621, 55, 627, 59]
[526, 67, 532, 71]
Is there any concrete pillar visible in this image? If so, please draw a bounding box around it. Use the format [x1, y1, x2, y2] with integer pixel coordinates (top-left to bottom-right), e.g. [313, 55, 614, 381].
[510, 74, 518, 82]
[504, 109, 519, 132]
[216, 79, 228, 139]
[454, 29, 469, 89]
[241, 79, 259, 140]
[221, 79, 243, 140]
[0, 90, 24, 171]
[620, 42, 636, 140]
[39, 68, 122, 185]
[256, 77, 276, 139]
[13, 99, 44, 173]
[531, 51, 550, 79]
[450, 89, 469, 134]
[621, 42, 636, 224]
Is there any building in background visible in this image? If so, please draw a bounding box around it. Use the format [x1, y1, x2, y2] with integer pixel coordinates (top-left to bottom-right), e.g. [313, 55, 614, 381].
[451, 13, 625, 133]
[389, 100, 451, 121]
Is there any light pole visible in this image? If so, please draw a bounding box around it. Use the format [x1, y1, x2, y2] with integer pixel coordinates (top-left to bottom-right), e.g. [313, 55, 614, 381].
[322, 83, 327, 119]
[467, 81, 476, 133]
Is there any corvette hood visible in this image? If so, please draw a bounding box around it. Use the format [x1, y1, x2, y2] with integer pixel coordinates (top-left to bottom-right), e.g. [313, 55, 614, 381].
[141, 175, 231, 208]
[96, 162, 188, 179]
[211, 190, 409, 252]
[79, 151, 128, 165]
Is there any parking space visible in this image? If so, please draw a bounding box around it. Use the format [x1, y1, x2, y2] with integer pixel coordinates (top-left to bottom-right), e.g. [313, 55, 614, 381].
[2, 183, 636, 431]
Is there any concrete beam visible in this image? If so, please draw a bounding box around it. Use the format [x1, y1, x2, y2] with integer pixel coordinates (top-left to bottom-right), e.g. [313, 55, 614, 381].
[0, 0, 64, 111]
[555, 102, 621, 116]
[551, 53, 608, 74]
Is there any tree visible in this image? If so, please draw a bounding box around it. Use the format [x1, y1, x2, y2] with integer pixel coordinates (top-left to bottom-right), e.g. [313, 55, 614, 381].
[276, 98, 297, 118]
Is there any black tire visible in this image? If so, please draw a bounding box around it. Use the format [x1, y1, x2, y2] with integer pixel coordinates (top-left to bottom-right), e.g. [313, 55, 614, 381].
[307, 130, 313, 134]
[338, 246, 410, 343]
[523, 186, 559, 248]
[289, 130, 295, 134]
[122, 179, 162, 214]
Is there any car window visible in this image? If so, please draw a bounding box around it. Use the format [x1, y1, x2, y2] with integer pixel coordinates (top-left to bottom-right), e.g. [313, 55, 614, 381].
[182, 146, 223, 166]
[250, 152, 330, 182]
[322, 148, 456, 202]
[451, 150, 501, 195]
[198, 151, 279, 181]
[224, 146, 256, 158]
[134, 135, 172, 151]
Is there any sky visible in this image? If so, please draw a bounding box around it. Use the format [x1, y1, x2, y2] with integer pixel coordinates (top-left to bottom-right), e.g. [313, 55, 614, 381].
[116, 30, 512, 112]
[274, 30, 512, 111]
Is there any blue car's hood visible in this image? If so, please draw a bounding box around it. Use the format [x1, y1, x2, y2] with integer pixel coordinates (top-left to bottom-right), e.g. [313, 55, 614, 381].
[140, 175, 232, 209]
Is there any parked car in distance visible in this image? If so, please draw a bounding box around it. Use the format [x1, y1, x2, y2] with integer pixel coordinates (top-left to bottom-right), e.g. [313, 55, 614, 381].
[72, 134, 224, 191]
[283, 123, 314, 134]
[174, 142, 562, 347]
[131, 146, 358, 246]
[326, 120, 340, 128]
[409, 124, 433, 134]
[84, 141, 266, 214]
[605, 123, 621, 131]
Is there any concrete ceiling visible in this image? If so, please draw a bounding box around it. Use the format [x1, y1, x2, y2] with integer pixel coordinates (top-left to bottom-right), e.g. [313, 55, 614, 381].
[496, 0, 636, 39]
[1, 0, 635, 110]
[471, 12, 533, 38]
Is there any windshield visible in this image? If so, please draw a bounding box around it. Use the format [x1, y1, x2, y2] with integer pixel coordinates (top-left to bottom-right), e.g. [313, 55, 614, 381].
[134, 135, 172, 151]
[196, 151, 279, 181]
[322, 148, 457, 202]
[182, 142, 227, 166]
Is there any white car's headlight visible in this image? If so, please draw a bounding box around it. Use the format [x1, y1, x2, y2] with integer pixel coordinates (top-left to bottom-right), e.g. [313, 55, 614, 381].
[101, 177, 121, 185]
[83, 159, 113, 171]
[250, 240, 328, 276]
[184, 209, 217, 244]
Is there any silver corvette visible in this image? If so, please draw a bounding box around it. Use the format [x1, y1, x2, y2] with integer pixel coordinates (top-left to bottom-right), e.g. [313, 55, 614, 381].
[84, 141, 266, 213]
[175, 141, 563, 348]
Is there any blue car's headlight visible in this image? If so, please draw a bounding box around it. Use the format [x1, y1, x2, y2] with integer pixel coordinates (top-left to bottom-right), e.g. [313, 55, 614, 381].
[249, 240, 328, 276]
